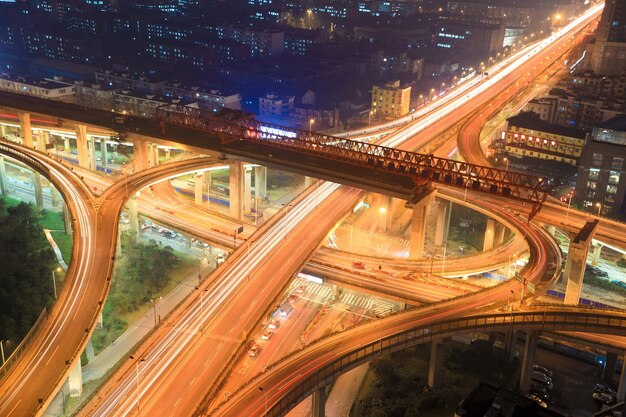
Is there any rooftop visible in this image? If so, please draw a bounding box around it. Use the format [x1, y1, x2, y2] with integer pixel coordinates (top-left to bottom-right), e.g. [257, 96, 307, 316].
[0, 73, 73, 90]
[598, 114, 626, 132]
[507, 111, 588, 139]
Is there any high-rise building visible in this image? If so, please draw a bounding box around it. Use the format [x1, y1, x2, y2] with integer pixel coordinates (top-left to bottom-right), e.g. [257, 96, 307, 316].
[591, 0, 626, 75]
[371, 80, 411, 118]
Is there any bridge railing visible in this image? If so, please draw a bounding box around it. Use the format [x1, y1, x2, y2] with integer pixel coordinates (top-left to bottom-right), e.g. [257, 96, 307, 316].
[157, 106, 549, 217]
[0, 139, 51, 178]
[0, 308, 47, 379]
[206, 310, 626, 417]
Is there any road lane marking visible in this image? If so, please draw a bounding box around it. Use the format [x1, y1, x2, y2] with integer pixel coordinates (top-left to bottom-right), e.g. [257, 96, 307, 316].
[45, 345, 60, 366]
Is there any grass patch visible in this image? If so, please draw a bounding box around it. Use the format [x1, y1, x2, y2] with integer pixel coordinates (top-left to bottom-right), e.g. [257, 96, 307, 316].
[40, 208, 65, 230]
[0, 195, 22, 211]
[50, 231, 73, 264]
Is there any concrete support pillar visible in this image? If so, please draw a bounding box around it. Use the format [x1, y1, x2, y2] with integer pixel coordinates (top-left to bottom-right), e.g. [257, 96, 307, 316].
[564, 220, 598, 305]
[618, 353, 626, 402]
[68, 358, 83, 397]
[96, 310, 103, 328]
[74, 124, 90, 169]
[591, 244, 603, 266]
[547, 225, 556, 237]
[304, 176, 314, 188]
[229, 161, 244, 221]
[194, 172, 205, 205]
[604, 351, 618, 384]
[164, 148, 171, 160]
[0, 156, 6, 195]
[63, 203, 73, 235]
[434, 200, 451, 246]
[311, 387, 327, 417]
[519, 331, 538, 394]
[101, 139, 108, 168]
[255, 166, 267, 199]
[36, 130, 50, 152]
[50, 185, 59, 207]
[88, 137, 97, 171]
[495, 223, 506, 246]
[133, 138, 150, 171]
[128, 196, 139, 234]
[483, 218, 496, 252]
[64, 137, 70, 153]
[151, 144, 160, 167]
[33, 172, 44, 209]
[409, 192, 434, 259]
[0, 124, 5, 137]
[244, 166, 252, 214]
[504, 329, 517, 364]
[204, 171, 212, 207]
[428, 338, 445, 389]
[19, 113, 33, 148]
[85, 337, 95, 363]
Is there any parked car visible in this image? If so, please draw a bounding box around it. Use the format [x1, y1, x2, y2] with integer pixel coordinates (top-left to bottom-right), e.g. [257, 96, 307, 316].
[267, 319, 280, 330]
[533, 364, 553, 378]
[593, 391, 616, 405]
[530, 386, 555, 405]
[593, 384, 617, 398]
[526, 394, 548, 408]
[248, 344, 262, 357]
[287, 295, 299, 304]
[261, 331, 273, 341]
[531, 372, 553, 390]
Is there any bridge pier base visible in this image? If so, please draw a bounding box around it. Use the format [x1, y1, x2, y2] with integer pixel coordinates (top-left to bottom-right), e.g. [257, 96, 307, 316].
[75, 124, 90, 169]
[483, 218, 496, 251]
[434, 200, 451, 247]
[195, 172, 205, 205]
[255, 166, 267, 200]
[564, 220, 598, 305]
[604, 351, 618, 384]
[63, 203, 73, 235]
[128, 195, 139, 235]
[68, 358, 83, 397]
[311, 386, 327, 417]
[33, 172, 44, 209]
[19, 113, 33, 148]
[0, 155, 7, 195]
[36, 130, 50, 153]
[428, 338, 445, 389]
[618, 354, 626, 401]
[229, 161, 244, 221]
[519, 331, 538, 394]
[409, 191, 435, 259]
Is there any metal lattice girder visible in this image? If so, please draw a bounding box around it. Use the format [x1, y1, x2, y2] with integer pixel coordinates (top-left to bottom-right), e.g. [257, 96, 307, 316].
[157, 106, 550, 215]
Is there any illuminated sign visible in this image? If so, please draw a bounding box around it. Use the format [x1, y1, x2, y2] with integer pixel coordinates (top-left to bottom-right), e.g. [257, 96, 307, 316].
[259, 125, 297, 138]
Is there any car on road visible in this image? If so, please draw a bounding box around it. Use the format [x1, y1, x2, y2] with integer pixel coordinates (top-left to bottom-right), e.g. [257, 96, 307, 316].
[267, 319, 280, 330]
[530, 386, 554, 405]
[248, 344, 262, 357]
[295, 285, 305, 294]
[533, 365, 553, 378]
[593, 384, 616, 397]
[261, 331, 273, 341]
[287, 295, 299, 304]
[351, 261, 367, 270]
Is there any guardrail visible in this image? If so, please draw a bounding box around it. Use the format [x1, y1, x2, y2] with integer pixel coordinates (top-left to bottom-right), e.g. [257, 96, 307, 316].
[0, 308, 47, 379]
[208, 309, 626, 417]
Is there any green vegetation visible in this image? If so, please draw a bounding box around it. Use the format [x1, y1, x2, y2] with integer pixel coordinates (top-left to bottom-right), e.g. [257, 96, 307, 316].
[354, 340, 516, 417]
[447, 204, 487, 252]
[91, 232, 197, 354]
[584, 273, 626, 297]
[0, 199, 56, 351]
[50, 231, 73, 264]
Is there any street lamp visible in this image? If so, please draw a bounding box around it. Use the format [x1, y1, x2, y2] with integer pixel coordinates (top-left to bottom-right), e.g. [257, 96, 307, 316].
[596, 202, 602, 216]
[503, 157, 509, 171]
[149, 297, 161, 327]
[194, 287, 209, 313]
[52, 266, 62, 300]
[0, 339, 9, 365]
[129, 355, 146, 411]
[309, 118, 314, 132]
[258, 387, 268, 417]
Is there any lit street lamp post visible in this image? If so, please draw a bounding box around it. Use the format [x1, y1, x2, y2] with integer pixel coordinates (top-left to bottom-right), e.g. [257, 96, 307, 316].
[149, 297, 161, 327]
[52, 266, 62, 300]
[309, 118, 314, 132]
[440, 242, 447, 276]
[596, 202, 602, 216]
[129, 355, 146, 411]
[368, 111, 373, 126]
[195, 287, 209, 313]
[564, 190, 574, 225]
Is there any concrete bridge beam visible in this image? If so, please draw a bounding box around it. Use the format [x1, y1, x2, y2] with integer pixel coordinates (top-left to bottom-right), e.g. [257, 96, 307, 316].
[409, 191, 435, 259]
[483, 218, 496, 252]
[33, 171, 43, 209]
[74, 124, 90, 169]
[519, 331, 538, 394]
[311, 386, 327, 417]
[229, 161, 244, 221]
[564, 220, 598, 305]
[434, 199, 451, 246]
[68, 358, 83, 397]
[19, 113, 33, 148]
[428, 338, 446, 389]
